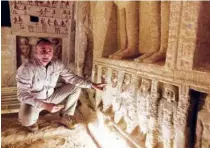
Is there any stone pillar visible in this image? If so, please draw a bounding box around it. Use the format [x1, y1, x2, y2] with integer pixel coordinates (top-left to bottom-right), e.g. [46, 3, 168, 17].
[146, 79, 160, 148]
[165, 2, 182, 69]
[174, 85, 190, 148]
[176, 2, 201, 71]
[75, 1, 92, 76]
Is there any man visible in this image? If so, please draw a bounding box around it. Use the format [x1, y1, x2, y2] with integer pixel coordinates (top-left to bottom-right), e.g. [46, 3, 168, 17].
[16, 38, 105, 132]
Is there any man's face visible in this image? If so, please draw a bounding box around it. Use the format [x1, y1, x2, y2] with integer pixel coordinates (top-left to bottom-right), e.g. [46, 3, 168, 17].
[35, 43, 53, 66]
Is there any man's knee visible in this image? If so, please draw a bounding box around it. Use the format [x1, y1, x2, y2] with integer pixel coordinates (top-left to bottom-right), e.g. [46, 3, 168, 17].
[19, 104, 40, 126]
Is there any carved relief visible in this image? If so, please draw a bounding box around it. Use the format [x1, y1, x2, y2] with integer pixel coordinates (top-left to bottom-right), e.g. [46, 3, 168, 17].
[9, 1, 72, 35]
[109, 2, 139, 59]
[159, 84, 178, 148]
[135, 2, 170, 64]
[17, 37, 32, 66]
[113, 73, 137, 133]
[101, 67, 108, 84]
[52, 38, 62, 60]
[137, 78, 151, 135]
[195, 95, 210, 148]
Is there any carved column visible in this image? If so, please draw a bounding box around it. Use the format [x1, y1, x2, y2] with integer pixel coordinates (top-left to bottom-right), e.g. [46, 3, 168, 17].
[75, 1, 93, 77]
[174, 85, 190, 148]
[176, 2, 201, 71]
[165, 2, 182, 69]
[146, 79, 160, 148]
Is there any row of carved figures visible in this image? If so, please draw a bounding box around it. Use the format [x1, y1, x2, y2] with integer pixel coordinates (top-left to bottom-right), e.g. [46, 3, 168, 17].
[92, 65, 210, 148]
[14, 1, 72, 8]
[12, 3, 71, 19]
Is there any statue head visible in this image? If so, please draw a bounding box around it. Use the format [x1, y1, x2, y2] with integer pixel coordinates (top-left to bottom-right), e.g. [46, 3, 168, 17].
[163, 84, 178, 103]
[140, 78, 151, 93]
[101, 67, 107, 83]
[52, 38, 60, 45]
[20, 37, 29, 45]
[111, 70, 118, 84]
[123, 73, 131, 85]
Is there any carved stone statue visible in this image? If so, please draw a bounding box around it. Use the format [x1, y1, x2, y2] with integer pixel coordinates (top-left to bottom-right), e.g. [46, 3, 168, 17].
[135, 2, 170, 63]
[19, 37, 31, 64]
[137, 78, 151, 135]
[111, 70, 121, 114]
[159, 84, 178, 148]
[195, 95, 210, 148]
[101, 67, 111, 112]
[52, 38, 62, 60]
[114, 73, 130, 124]
[109, 2, 139, 59]
[113, 73, 137, 133]
[102, 70, 119, 113]
[101, 67, 108, 84]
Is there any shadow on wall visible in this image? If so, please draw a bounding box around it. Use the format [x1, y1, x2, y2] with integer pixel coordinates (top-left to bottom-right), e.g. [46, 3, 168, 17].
[194, 1, 210, 72]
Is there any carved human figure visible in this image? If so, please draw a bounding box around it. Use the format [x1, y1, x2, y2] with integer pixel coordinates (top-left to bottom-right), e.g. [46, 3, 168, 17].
[52, 38, 62, 59]
[195, 95, 210, 148]
[159, 84, 178, 148]
[137, 78, 151, 135]
[108, 2, 139, 59]
[122, 74, 138, 133]
[41, 18, 47, 33]
[54, 19, 60, 33]
[111, 70, 121, 113]
[114, 73, 130, 124]
[101, 67, 108, 84]
[102, 70, 118, 113]
[19, 37, 31, 64]
[135, 2, 170, 63]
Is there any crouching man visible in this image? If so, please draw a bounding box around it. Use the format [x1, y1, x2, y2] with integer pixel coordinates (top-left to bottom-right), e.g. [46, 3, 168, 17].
[16, 39, 105, 132]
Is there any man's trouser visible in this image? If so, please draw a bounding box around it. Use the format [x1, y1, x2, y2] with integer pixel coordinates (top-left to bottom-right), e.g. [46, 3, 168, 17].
[19, 84, 81, 126]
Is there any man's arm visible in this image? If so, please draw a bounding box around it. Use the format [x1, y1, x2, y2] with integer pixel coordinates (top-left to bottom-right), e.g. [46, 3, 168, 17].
[16, 65, 42, 108]
[59, 61, 92, 88]
[58, 61, 106, 90]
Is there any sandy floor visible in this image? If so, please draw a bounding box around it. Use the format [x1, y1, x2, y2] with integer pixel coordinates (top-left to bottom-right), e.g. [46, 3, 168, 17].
[1, 111, 97, 148]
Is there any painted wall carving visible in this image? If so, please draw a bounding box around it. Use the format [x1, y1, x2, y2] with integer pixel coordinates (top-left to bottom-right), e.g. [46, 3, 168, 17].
[94, 61, 210, 147]
[9, 1, 73, 36]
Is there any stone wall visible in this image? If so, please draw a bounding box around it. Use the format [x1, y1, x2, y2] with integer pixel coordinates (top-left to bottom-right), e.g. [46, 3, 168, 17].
[1, 27, 16, 87]
[1, 1, 76, 87]
[90, 1, 210, 148]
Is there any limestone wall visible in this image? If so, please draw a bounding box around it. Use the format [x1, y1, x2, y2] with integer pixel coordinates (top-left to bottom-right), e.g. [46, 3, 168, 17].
[1, 27, 16, 87]
[90, 1, 210, 148]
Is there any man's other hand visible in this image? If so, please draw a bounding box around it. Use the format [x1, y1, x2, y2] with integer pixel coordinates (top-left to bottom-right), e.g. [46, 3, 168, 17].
[91, 83, 107, 91]
[41, 102, 64, 113]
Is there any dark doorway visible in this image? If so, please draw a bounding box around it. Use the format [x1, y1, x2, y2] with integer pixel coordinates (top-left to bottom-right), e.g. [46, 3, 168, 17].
[188, 90, 206, 148]
[1, 0, 11, 27]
